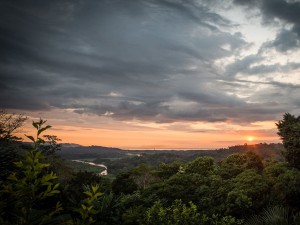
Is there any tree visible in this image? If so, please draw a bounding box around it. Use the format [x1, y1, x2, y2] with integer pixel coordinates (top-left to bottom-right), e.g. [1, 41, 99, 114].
[69, 184, 103, 225]
[112, 172, 138, 195]
[218, 154, 248, 179]
[218, 152, 264, 179]
[0, 110, 27, 142]
[1, 119, 106, 225]
[276, 113, 300, 169]
[226, 169, 269, 217]
[130, 164, 156, 190]
[155, 161, 182, 179]
[264, 162, 300, 208]
[0, 110, 27, 180]
[40, 135, 62, 156]
[185, 156, 215, 176]
[0, 119, 62, 225]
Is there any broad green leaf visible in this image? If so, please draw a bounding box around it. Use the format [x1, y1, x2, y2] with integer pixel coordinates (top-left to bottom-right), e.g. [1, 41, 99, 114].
[81, 204, 87, 210]
[32, 121, 39, 129]
[25, 135, 35, 142]
[49, 190, 60, 195]
[37, 125, 52, 136]
[84, 191, 93, 197]
[53, 183, 60, 190]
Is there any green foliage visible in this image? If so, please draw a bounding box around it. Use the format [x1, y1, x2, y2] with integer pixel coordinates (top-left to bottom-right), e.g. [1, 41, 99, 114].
[143, 199, 201, 225]
[210, 215, 243, 225]
[0, 119, 62, 224]
[0, 142, 20, 180]
[69, 184, 103, 225]
[25, 119, 52, 149]
[63, 170, 111, 213]
[93, 192, 123, 225]
[218, 152, 263, 179]
[185, 156, 215, 175]
[0, 110, 27, 180]
[2, 114, 300, 224]
[276, 113, 300, 168]
[245, 206, 300, 225]
[263, 160, 300, 208]
[122, 205, 147, 225]
[130, 163, 157, 190]
[112, 172, 138, 195]
[226, 169, 269, 216]
[143, 199, 243, 225]
[40, 134, 62, 155]
[144, 160, 268, 217]
[219, 154, 247, 178]
[275, 169, 300, 207]
[68, 161, 106, 173]
[155, 161, 182, 179]
[143, 173, 206, 204]
[244, 151, 264, 172]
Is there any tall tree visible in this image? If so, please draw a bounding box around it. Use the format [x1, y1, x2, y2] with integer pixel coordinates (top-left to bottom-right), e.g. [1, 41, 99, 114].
[0, 110, 27, 180]
[0, 110, 27, 142]
[276, 113, 300, 169]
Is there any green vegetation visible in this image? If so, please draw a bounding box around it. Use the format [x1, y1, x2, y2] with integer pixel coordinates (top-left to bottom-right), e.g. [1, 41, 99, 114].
[0, 113, 300, 224]
[0, 110, 27, 180]
[277, 113, 300, 169]
[63, 143, 284, 176]
[245, 206, 300, 225]
[67, 161, 106, 174]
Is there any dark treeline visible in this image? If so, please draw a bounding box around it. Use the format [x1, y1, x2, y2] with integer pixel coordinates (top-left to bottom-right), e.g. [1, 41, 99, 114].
[0, 111, 300, 224]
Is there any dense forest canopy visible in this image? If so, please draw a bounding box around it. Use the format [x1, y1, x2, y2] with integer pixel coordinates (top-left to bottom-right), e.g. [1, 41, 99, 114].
[0, 112, 300, 224]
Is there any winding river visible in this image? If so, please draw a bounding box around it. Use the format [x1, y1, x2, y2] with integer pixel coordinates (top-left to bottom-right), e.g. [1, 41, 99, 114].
[72, 160, 108, 175]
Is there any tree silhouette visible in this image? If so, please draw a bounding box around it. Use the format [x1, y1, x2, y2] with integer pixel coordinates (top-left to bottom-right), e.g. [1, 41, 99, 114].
[276, 113, 300, 169]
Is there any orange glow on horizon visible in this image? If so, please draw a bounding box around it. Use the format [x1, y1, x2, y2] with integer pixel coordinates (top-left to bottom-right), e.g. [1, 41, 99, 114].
[15, 110, 280, 150]
[18, 124, 279, 150]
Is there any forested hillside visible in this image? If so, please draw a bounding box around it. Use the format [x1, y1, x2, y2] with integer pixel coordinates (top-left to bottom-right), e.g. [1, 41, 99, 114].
[59, 142, 284, 175]
[1, 113, 300, 224]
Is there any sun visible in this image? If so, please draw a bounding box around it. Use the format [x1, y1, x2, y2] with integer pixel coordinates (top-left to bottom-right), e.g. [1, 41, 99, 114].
[247, 136, 254, 142]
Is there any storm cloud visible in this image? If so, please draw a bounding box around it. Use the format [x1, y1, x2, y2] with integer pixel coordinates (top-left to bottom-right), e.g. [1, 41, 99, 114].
[0, 0, 299, 124]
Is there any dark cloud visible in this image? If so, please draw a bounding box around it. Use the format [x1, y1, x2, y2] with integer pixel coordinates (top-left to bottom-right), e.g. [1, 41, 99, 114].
[0, 0, 298, 124]
[225, 54, 263, 77]
[225, 54, 300, 77]
[263, 29, 300, 52]
[234, 0, 300, 52]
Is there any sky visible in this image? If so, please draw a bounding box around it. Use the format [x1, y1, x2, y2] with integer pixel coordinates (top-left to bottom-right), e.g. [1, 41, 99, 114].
[1, 0, 300, 149]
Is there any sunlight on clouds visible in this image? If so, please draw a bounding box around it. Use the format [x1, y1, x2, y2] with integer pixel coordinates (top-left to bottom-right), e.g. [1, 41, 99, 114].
[218, 4, 277, 47]
[251, 121, 277, 129]
[16, 108, 279, 149]
[162, 99, 198, 113]
[108, 91, 122, 97]
[124, 120, 166, 129]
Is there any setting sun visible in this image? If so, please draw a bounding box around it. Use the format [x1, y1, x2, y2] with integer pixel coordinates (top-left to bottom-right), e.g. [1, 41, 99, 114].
[247, 136, 254, 142]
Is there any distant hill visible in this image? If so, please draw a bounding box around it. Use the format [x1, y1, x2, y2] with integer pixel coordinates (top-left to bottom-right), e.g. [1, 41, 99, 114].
[59, 145, 125, 159]
[61, 143, 82, 148]
[59, 143, 284, 160]
[58, 143, 285, 175]
[217, 143, 284, 161]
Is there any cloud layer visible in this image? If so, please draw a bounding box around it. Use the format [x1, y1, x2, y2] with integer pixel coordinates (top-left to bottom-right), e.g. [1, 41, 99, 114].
[1, 0, 299, 125]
